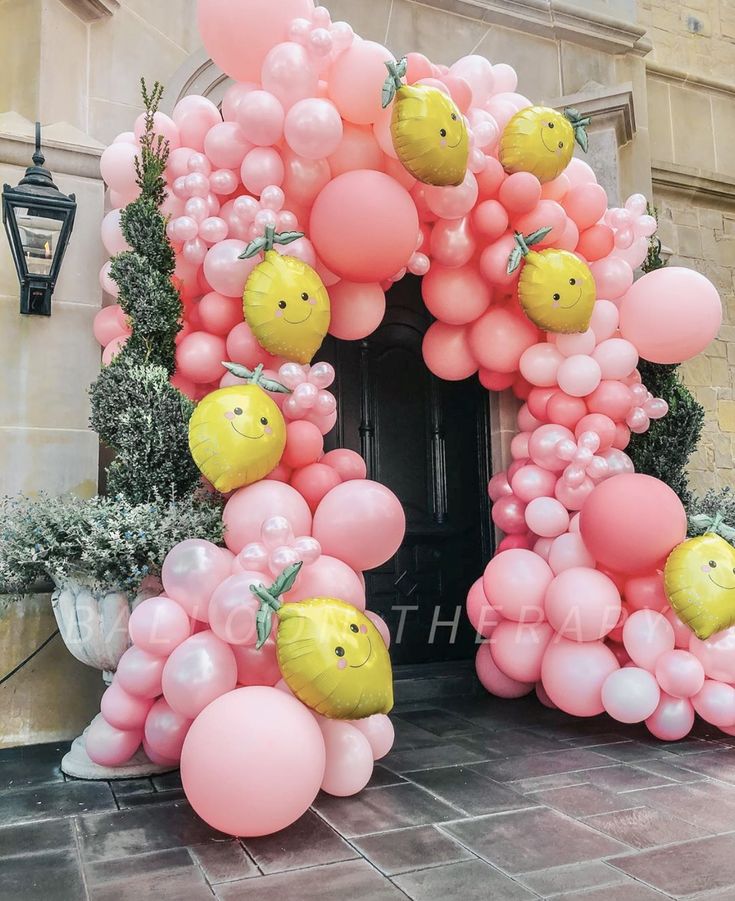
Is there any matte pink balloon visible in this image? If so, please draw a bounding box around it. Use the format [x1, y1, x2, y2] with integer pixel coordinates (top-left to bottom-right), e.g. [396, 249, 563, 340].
[181, 686, 325, 836]
[100, 682, 154, 731]
[203, 239, 255, 297]
[328, 40, 394, 124]
[466, 577, 500, 637]
[557, 355, 602, 398]
[645, 692, 695, 741]
[128, 596, 192, 657]
[555, 330, 596, 358]
[473, 200, 509, 240]
[282, 150, 331, 206]
[655, 649, 705, 699]
[491, 620, 554, 683]
[319, 720, 374, 797]
[476, 643, 533, 698]
[624, 573, 667, 613]
[231, 634, 282, 686]
[171, 96, 222, 152]
[548, 532, 596, 575]
[425, 171, 479, 220]
[422, 321, 477, 381]
[161, 539, 232, 620]
[623, 609, 675, 671]
[241, 147, 284, 195]
[589, 299, 619, 343]
[162, 630, 237, 719]
[689, 627, 735, 683]
[321, 449, 367, 482]
[285, 555, 366, 610]
[692, 680, 735, 728]
[664, 608, 693, 650]
[541, 637, 619, 716]
[198, 292, 243, 336]
[351, 715, 394, 760]
[498, 171, 541, 214]
[545, 567, 621, 641]
[480, 234, 521, 289]
[176, 331, 226, 383]
[575, 413, 616, 451]
[144, 697, 192, 762]
[329, 123, 384, 177]
[562, 183, 608, 230]
[208, 572, 265, 645]
[312, 480, 405, 571]
[285, 98, 343, 160]
[468, 307, 539, 372]
[364, 610, 391, 648]
[511, 464, 557, 503]
[223, 481, 312, 554]
[236, 90, 285, 146]
[601, 667, 660, 723]
[100, 209, 131, 256]
[422, 264, 490, 326]
[590, 257, 633, 300]
[483, 548, 552, 622]
[310, 170, 418, 282]
[86, 715, 142, 767]
[519, 344, 564, 388]
[586, 381, 634, 420]
[525, 497, 570, 538]
[115, 646, 166, 699]
[203, 121, 251, 170]
[592, 338, 638, 380]
[328, 280, 386, 340]
[619, 267, 722, 364]
[100, 142, 139, 192]
[226, 321, 278, 369]
[579, 474, 687, 576]
[93, 304, 130, 347]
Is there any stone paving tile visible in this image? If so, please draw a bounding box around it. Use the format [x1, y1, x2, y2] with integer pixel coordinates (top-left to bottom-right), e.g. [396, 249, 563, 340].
[392, 858, 535, 900]
[471, 748, 616, 783]
[594, 741, 686, 764]
[508, 770, 592, 794]
[364, 764, 408, 789]
[631, 759, 708, 785]
[560, 733, 634, 749]
[667, 748, 735, 783]
[0, 742, 69, 791]
[405, 765, 534, 816]
[576, 764, 679, 794]
[189, 841, 260, 883]
[0, 849, 85, 901]
[243, 809, 357, 873]
[619, 781, 735, 833]
[396, 708, 483, 737]
[532, 783, 642, 818]
[461, 727, 566, 758]
[561, 881, 673, 899]
[583, 805, 708, 849]
[0, 818, 75, 857]
[352, 824, 474, 876]
[608, 832, 735, 897]
[381, 740, 490, 773]
[1, 780, 116, 825]
[517, 860, 630, 896]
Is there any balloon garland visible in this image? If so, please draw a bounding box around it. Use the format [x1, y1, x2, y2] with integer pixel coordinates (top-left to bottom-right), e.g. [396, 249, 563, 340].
[92, 0, 727, 837]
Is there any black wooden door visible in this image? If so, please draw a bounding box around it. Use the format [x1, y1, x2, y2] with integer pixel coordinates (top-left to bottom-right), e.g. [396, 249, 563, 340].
[321, 275, 492, 664]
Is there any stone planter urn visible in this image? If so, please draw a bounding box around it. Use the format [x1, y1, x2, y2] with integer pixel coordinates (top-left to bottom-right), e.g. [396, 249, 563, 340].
[50, 572, 173, 779]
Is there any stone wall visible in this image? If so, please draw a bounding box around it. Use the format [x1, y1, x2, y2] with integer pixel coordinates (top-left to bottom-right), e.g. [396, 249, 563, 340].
[639, 0, 735, 77]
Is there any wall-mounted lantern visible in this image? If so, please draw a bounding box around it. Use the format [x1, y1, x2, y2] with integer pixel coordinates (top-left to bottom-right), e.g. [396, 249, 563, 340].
[2, 123, 77, 315]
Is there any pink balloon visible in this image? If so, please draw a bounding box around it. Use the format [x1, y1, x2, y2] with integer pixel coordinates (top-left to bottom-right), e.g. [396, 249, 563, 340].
[328, 40, 394, 124]
[479, 233, 520, 289]
[592, 338, 638, 380]
[473, 199, 509, 241]
[128, 596, 192, 657]
[208, 572, 265, 645]
[261, 41, 318, 110]
[285, 555, 366, 610]
[351, 715, 394, 760]
[665, 608, 693, 650]
[203, 121, 251, 170]
[528, 424, 575, 472]
[321, 449, 367, 482]
[578, 224, 615, 261]
[241, 147, 284, 195]
[554, 476, 594, 511]
[590, 258, 634, 300]
[545, 567, 621, 641]
[100, 682, 153, 731]
[519, 344, 564, 388]
[655, 650, 705, 699]
[466, 578, 500, 637]
[514, 200, 567, 247]
[198, 291, 243, 336]
[231, 634, 281, 686]
[511, 464, 556, 503]
[93, 304, 130, 347]
[586, 381, 634, 421]
[555, 330, 596, 358]
[282, 150, 331, 206]
[541, 638, 619, 716]
[176, 331, 226, 383]
[144, 697, 192, 762]
[329, 123, 384, 177]
[422, 321, 477, 381]
[171, 96, 222, 152]
[100, 142, 140, 193]
[548, 532, 596, 574]
[601, 667, 660, 723]
[689, 627, 735, 682]
[162, 630, 238, 719]
[468, 307, 539, 372]
[492, 495, 527, 535]
[545, 392, 587, 430]
[115, 646, 165, 699]
[235, 90, 285, 146]
[285, 98, 343, 160]
[619, 267, 722, 364]
[226, 321, 278, 369]
[86, 715, 142, 767]
[429, 217, 476, 269]
[562, 183, 608, 230]
[319, 720, 374, 797]
[312, 480, 405, 571]
[364, 610, 391, 648]
[483, 548, 552, 622]
[310, 170, 418, 282]
[100, 209, 131, 256]
[488, 472, 513, 502]
[161, 539, 232, 621]
[181, 686, 325, 836]
[692, 680, 735, 728]
[224, 482, 312, 554]
[525, 497, 570, 538]
[291, 463, 343, 513]
[491, 621, 554, 683]
[425, 171, 479, 220]
[498, 171, 541, 214]
[623, 609, 675, 671]
[624, 572, 667, 613]
[328, 280, 386, 340]
[476, 643, 533, 698]
[203, 239, 255, 297]
[575, 413, 616, 451]
[557, 355, 602, 398]
[422, 265, 490, 326]
[579, 474, 687, 576]
[645, 693, 695, 741]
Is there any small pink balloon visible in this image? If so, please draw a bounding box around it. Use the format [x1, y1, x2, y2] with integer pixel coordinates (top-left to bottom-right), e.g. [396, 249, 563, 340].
[692, 680, 735, 728]
[624, 573, 668, 613]
[466, 577, 501, 637]
[203, 239, 256, 297]
[601, 667, 660, 723]
[236, 90, 285, 146]
[161, 538, 232, 621]
[511, 464, 557, 503]
[162, 630, 238, 719]
[655, 649, 705, 699]
[208, 572, 265, 646]
[425, 171, 479, 220]
[285, 97, 343, 160]
[351, 715, 394, 760]
[319, 720, 374, 797]
[364, 610, 391, 647]
[590, 257, 634, 300]
[525, 497, 570, 538]
[665, 608, 693, 650]
[557, 355, 602, 398]
[100, 682, 154, 731]
[115, 646, 166, 699]
[285, 555, 366, 610]
[232, 634, 282, 686]
[590, 299, 620, 342]
[689, 627, 735, 683]
[241, 147, 284, 195]
[548, 532, 596, 574]
[528, 424, 575, 472]
[488, 472, 513, 502]
[492, 495, 527, 535]
[519, 344, 564, 388]
[592, 338, 639, 380]
[645, 692, 695, 741]
[483, 548, 552, 623]
[144, 697, 192, 762]
[476, 643, 533, 699]
[623, 609, 675, 671]
[86, 715, 142, 768]
[128, 596, 192, 657]
[261, 41, 319, 111]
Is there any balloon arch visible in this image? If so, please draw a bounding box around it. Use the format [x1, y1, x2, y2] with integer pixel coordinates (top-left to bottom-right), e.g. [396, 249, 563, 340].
[91, 0, 727, 838]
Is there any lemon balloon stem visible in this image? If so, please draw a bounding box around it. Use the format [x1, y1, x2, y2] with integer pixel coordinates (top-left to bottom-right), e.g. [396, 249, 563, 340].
[251, 561, 303, 648]
[507, 227, 553, 274]
[381, 57, 408, 108]
[221, 361, 292, 394]
[238, 225, 305, 260]
[564, 107, 592, 153]
[689, 512, 735, 543]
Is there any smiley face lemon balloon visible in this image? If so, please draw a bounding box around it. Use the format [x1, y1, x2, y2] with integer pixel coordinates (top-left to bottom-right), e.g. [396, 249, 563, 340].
[252, 565, 393, 720]
[188, 365, 287, 493]
[507, 228, 596, 333]
[665, 532, 735, 640]
[241, 228, 330, 365]
[382, 57, 469, 187]
[500, 106, 591, 183]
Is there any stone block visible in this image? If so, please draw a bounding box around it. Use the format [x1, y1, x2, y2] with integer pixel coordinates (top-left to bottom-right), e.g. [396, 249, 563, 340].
[710, 356, 732, 388]
[0, 427, 99, 497]
[53, 173, 106, 307]
[681, 354, 712, 387]
[713, 433, 734, 469]
[699, 208, 724, 230]
[677, 225, 703, 258]
[695, 386, 717, 413]
[647, 78, 673, 163]
[476, 26, 561, 103]
[38, 0, 89, 132]
[709, 339, 727, 358]
[123, 0, 201, 53]
[560, 41, 615, 96]
[387, 1, 492, 68]
[670, 84, 716, 172]
[322, 0, 393, 44]
[0, 0, 42, 121]
[712, 96, 735, 179]
[88, 97, 144, 147]
[718, 400, 735, 433]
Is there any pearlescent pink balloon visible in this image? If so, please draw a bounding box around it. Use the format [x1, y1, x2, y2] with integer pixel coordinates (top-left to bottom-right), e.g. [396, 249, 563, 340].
[525, 497, 570, 538]
[601, 667, 660, 723]
[425, 171, 479, 219]
[224, 481, 312, 554]
[203, 121, 251, 169]
[232, 634, 281, 686]
[483, 548, 552, 622]
[623, 609, 675, 671]
[328, 40, 394, 124]
[171, 95, 222, 152]
[556, 329, 596, 358]
[589, 299, 619, 342]
[285, 555, 366, 610]
[241, 147, 284, 195]
[541, 637, 619, 716]
[144, 697, 192, 762]
[161, 539, 233, 621]
[100, 682, 154, 731]
[665, 608, 693, 650]
[128, 596, 192, 657]
[511, 464, 557, 503]
[476, 643, 534, 698]
[492, 495, 527, 535]
[181, 686, 325, 836]
[548, 533, 596, 574]
[162, 630, 238, 719]
[351, 715, 394, 760]
[689, 627, 735, 682]
[488, 472, 513, 502]
[528, 424, 575, 472]
[519, 344, 564, 387]
[554, 476, 594, 511]
[261, 41, 318, 110]
[285, 98, 343, 160]
[466, 577, 500, 637]
[236, 90, 285, 146]
[491, 620, 554, 683]
[545, 567, 621, 641]
[320, 720, 374, 796]
[692, 680, 735, 728]
[557, 355, 602, 398]
[645, 692, 695, 740]
[208, 572, 265, 645]
[203, 239, 255, 297]
[655, 650, 705, 699]
[86, 715, 142, 767]
[590, 257, 634, 300]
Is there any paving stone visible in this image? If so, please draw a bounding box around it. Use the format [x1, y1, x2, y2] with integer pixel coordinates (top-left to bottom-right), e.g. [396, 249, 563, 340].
[619, 781, 735, 833]
[352, 824, 474, 876]
[392, 858, 535, 900]
[0, 849, 85, 901]
[243, 809, 357, 873]
[405, 765, 533, 816]
[583, 805, 707, 849]
[396, 708, 482, 737]
[518, 860, 629, 896]
[532, 783, 641, 818]
[0, 742, 69, 791]
[381, 741, 490, 773]
[0, 780, 115, 825]
[472, 748, 616, 783]
[0, 818, 75, 857]
[189, 841, 259, 884]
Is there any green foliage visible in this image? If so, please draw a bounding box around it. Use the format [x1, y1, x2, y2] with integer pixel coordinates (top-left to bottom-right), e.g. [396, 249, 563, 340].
[626, 206, 705, 510]
[0, 492, 223, 597]
[688, 488, 735, 543]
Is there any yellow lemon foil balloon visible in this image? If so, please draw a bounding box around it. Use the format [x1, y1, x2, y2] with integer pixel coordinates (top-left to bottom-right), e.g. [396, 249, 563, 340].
[240, 226, 330, 365]
[382, 57, 468, 187]
[665, 528, 735, 640]
[500, 106, 591, 183]
[252, 564, 393, 719]
[507, 228, 595, 334]
[188, 364, 287, 493]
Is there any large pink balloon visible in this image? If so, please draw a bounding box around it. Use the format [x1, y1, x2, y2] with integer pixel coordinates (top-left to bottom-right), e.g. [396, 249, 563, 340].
[127, 596, 191, 657]
[223, 481, 312, 554]
[161, 539, 232, 621]
[601, 667, 660, 723]
[476, 643, 533, 698]
[645, 693, 695, 741]
[181, 686, 326, 836]
[623, 609, 675, 671]
[310, 171, 419, 282]
[162, 630, 238, 719]
[312, 480, 405, 571]
[328, 41, 394, 124]
[541, 638, 619, 716]
[86, 715, 142, 767]
[285, 555, 366, 610]
[319, 720, 374, 796]
[491, 621, 554, 682]
[144, 697, 192, 762]
[545, 567, 621, 641]
[198, 0, 313, 83]
[579, 474, 687, 576]
[100, 682, 153, 731]
[619, 267, 722, 364]
[483, 548, 552, 622]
